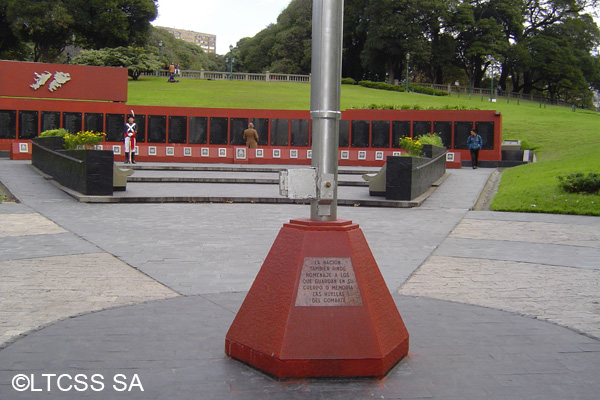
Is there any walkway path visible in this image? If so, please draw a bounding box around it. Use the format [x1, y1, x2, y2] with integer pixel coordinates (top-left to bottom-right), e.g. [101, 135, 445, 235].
[0, 159, 598, 399]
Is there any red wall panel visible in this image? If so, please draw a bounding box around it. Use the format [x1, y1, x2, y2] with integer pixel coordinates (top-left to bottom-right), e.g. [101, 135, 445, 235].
[0, 60, 128, 102]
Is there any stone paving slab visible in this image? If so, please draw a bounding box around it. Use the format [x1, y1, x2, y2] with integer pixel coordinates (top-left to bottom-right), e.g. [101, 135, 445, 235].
[400, 211, 600, 341]
[0, 214, 67, 238]
[400, 255, 600, 339]
[0, 233, 102, 263]
[0, 203, 30, 215]
[0, 252, 179, 348]
[450, 218, 600, 248]
[435, 237, 600, 270]
[0, 295, 598, 399]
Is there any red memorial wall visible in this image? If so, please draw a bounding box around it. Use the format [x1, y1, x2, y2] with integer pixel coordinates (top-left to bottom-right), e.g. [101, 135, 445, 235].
[0, 60, 128, 102]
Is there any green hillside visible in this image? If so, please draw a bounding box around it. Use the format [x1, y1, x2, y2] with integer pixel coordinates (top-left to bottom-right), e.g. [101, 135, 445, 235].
[128, 77, 600, 215]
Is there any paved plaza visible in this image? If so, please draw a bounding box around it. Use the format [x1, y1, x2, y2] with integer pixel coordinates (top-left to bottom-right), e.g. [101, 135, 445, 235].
[0, 159, 598, 399]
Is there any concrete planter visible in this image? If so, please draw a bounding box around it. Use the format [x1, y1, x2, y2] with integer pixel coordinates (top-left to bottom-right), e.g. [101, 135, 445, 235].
[385, 145, 446, 201]
[32, 137, 114, 195]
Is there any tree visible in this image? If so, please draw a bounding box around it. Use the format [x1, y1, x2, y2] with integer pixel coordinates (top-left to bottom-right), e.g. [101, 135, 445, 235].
[342, 0, 370, 80]
[508, 0, 599, 93]
[73, 46, 161, 80]
[417, 0, 461, 84]
[66, 0, 158, 49]
[361, 0, 430, 83]
[524, 15, 600, 102]
[6, 0, 73, 62]
[149, 27, 220, 71]
[0, 0, 24, 59]
[450, 0, 508, 88]
[2, 0, 157, 63]
[235, 0, 312, 74]
[236, 29, 277, 73]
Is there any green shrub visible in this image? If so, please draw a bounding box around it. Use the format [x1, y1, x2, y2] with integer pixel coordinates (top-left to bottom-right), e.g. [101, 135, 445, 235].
[437, 104, 481, 110]
[408, 83, 449, 97]
[351, 104, 454, 110]
[63, 131, 106, 150]
[39, 128, 69, 138]
[417, 133, 444, 147]
[357, 80, 448, 96]
[398, 136, 423, 156]
[341, 77, 356, 85]
[557, 173, 600, 194]
[358, 80, 406, 93]
[519, 139, 538, 151]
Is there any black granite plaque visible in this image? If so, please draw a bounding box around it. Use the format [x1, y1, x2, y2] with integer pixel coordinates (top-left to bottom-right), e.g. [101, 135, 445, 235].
[0, 110, 17, 139]
[84, 113, 104, 133]
[392, 121, 410, 148]
[413, 121, 432, 137]
[339, 120, 349, 148]
[270, 119, 289, 146]
[351, 120, 369, 148]
[291, 119, 309, 147]
[41, 111, 61, 132]
[63, 112, 82, 133]
[209, 117, 228, 145]
[476, 121, 495, 150]
[168, 116, 187, 144]
[454, 121, 473, 149]
[148, 115, 167, 143]
[251, 118, 269, 146]
[134, 115, 146, 143]
[433, 121, 452, 148]
[189, 117, 207, 144]
[229, 118, 247, 145]
[371, 120, 390, 148]
[19, 110, 39, 139]
[106, 114, 125, 142]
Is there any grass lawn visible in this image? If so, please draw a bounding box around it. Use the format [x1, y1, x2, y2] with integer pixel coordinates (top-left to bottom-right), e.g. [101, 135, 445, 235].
[128, 77, 600, 216]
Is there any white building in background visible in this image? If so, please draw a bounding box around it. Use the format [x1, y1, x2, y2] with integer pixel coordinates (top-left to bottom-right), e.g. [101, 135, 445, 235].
[157, 27, 216, 54]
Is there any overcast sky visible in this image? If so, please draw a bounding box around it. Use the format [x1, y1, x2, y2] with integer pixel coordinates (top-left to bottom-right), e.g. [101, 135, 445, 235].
[152, 0, 292, 54]
[153, 1, 600, 55]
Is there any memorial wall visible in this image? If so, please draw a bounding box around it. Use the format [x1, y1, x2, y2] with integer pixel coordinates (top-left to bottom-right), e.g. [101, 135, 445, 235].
[0, 61, 502, 165]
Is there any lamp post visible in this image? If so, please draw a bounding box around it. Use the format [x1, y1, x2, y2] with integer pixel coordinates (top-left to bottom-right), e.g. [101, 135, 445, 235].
[228, 45, 234, 80]
[490, 64, 494, 102]
[157, 40, 163, 76]
[405, 53, 410, 93]
[488, 57, 495, 102]
[69, 33, 75, 62]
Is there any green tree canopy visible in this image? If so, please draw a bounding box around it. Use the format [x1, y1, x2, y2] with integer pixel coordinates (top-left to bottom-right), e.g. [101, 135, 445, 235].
[149, 27, 221, 71]
[67, 0, 157, 49]
[1, 0, 157, 62]
[236, 0, 312, 73]
[72, 46, 161, 80]
[6, 0, 73, 62]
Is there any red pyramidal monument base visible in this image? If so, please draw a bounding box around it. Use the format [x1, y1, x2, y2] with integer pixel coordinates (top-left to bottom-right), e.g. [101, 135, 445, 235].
[225, 219, 409, 378]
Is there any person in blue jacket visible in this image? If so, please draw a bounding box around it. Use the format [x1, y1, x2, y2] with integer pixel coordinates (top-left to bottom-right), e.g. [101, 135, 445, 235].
[467, 129, 483, 169]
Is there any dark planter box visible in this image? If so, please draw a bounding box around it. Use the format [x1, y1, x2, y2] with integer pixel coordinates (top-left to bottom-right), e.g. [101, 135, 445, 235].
[385, 145, 446, 201]
[32, 137, 114, 195]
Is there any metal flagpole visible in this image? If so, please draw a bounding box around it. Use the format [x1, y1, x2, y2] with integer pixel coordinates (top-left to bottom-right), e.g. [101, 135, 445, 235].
[309, 0, 344, 222]
[226, 2, 409, 378]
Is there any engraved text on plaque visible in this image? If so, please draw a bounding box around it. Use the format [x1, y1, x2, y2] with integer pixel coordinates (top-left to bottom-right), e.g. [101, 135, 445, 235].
[295, 257, 363, 307]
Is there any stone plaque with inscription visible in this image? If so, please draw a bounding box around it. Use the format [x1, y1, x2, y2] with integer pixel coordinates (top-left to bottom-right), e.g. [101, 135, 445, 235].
[295, 257, 363, 307]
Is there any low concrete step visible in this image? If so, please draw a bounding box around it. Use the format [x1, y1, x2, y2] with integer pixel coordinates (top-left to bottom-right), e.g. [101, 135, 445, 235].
[128, 164, 377, 175]
[127, 176, 368, 187]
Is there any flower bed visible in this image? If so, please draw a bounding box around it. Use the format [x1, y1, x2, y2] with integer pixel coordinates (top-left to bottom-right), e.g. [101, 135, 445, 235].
[31, 136, 114, 196]
[385, 144, 446, 201]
